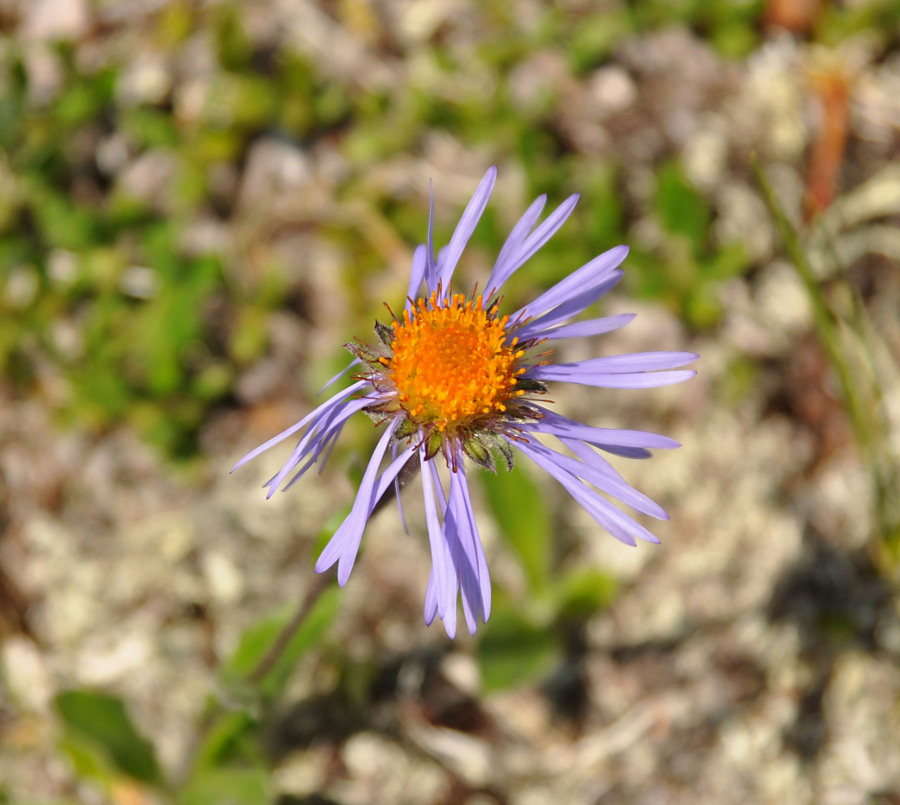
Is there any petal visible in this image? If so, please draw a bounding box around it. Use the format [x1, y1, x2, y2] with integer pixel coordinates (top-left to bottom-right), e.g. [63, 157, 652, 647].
[486, 194, 579, 295]
[314, 420, 411, 584]
[444, 464, 491, 633]
[265, 395, 373, 496]
[550, 351, 699, 374]
[317, 359, 360, 395]
[436, 166, 497, 294]
[516, 272, 624, 339]
[230, 379, 368, 473]
[275, 396, 373, 493]
[512, 245, 628, 322]
[552, 437, 668, 519]
[485, 193, 547, 298]
[516, 438, 660, 546]
[391, 443, 409, 535]
[526, 409, 683, 451]
[425, 181, 437, 290]
[540, 313, 636, 341]
[528, 365, 697, 388]
[423, 569, 439, 625]
[406, 244, 427, 305]
[421, 450, 458, 632]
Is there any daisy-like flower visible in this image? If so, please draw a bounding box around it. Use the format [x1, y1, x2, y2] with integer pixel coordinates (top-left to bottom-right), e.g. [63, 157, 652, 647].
[232, 167, 697, 638]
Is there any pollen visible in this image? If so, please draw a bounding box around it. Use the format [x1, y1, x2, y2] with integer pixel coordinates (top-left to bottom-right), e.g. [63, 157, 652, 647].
[383, 292, 525, 432]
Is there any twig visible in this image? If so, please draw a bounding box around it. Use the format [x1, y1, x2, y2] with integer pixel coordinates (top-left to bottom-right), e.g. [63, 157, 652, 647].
[248, 572, 332, 684]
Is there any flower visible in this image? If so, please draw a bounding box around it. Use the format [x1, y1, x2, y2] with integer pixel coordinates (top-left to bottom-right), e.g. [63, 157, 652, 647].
[232, 167, 697, 637]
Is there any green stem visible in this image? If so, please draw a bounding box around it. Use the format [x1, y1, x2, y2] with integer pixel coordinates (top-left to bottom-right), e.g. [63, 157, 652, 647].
[753, 160, 900, 571]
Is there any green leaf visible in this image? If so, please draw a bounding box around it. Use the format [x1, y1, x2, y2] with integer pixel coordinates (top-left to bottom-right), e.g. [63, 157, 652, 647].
[54, 690, 161, 785]
[177, 767, 269, 805]
[654, 160, 710, 256]
[223, 586, 340, 699]
[552, 568, 618, 619]
[192, 712, 260, 771]
[480, 463, 552, 594]
[477, 601, 560, 692]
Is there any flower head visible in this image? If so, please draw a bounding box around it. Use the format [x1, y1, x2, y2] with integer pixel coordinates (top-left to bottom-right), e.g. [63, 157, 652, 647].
[232, 167, 697, 637]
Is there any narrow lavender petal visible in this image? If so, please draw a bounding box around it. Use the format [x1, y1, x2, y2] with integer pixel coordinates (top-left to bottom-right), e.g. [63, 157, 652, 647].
[451, 463, 491, 628]
[527, 366, 697, 388]
[428, 461, 460, 638]
[517, 439, 660, 545]
[525, 407, 681, 450]
[277, 397, 373, 492]
[487, 193, 580, 295]
[551, 351, 699, 374]
[423, 569, 438, 625]
[316, 433, 415, 580]
[596, 446, 652, 459]
[406, 244, 427, 306]
[391, 444, 408, 535]
[370, 443, 418, 504]
[436, 166, 497, 294]
[230, 380, 368, 473]
[516, 439, 638, 546]
[580, 484, 662, 544]
[541, 313, 636, 341]
[426, 180, 437, 290]
[489, 194, 580, 295]
[485, 194, 547, 298]
[444, 513, 477, 635]
[317, 359, 360, 396]
[316, 425, 342, 474]
[265, 395, 375, 498]
[511, 245, 628, 322]
[458, 464, 491, 613]
[516, 272, 624, 339]
[555, 437, 669, 519]
[445, 467, 486, 634]
[313, 421, 398, 583]
[420, 449, 455, 624]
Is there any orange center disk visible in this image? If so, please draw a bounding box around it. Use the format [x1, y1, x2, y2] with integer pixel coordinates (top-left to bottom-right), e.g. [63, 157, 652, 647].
[384, 292, 525, 433]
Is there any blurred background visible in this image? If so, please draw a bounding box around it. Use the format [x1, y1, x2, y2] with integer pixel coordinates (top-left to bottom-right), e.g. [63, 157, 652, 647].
[1, 0, 900, 803]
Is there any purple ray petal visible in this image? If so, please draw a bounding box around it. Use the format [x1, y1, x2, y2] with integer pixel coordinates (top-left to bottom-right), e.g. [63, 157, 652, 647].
[528, 366, 697, 388]
[554, 351, 699, 374]
[231, 380, 368, 473]
[512, 245, 628, 322]
[540, 313, 636, 341]
[424, 568, 438, 625]
[525, 408, 682, 450]
[516, 438, 661, 545]
[444, 464, 490, 633]
[515, 272, 624, 339]
[276, 397, 373, 493]
[456, 463, 491, 621]
[406, 244, 427, 306]
[553, 437, 669, 519]
[265, 395, 376, 498]
[425, 181, 437, 290]
[314, 420, 408, 584]
[485, 194, 547, 299]
[436, 167, 497, 294]
[421, 449, 458, 631]
[487, 194, 579, 295]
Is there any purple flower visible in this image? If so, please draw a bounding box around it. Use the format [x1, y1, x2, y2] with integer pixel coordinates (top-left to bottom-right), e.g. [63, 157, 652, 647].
[232, 167, 697, 637]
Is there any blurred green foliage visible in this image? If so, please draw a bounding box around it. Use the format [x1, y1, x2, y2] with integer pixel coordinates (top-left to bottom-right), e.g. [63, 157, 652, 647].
[55, 690, 162, 788]
[0, 0, 760, 462]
